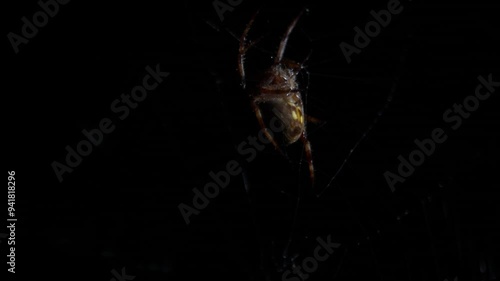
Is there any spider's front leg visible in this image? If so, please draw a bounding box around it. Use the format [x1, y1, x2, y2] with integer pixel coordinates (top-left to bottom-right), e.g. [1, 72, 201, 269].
[238, 10, 261, 89]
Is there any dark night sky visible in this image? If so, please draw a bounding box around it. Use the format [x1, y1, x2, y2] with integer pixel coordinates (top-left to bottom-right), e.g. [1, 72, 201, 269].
[4, 0, 499, 280]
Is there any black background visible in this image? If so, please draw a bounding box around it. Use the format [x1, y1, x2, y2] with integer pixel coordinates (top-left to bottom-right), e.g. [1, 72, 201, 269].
[4, 0, 499, 280]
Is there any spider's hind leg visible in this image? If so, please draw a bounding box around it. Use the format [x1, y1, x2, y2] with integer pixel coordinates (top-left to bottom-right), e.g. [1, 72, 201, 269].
[300, 132, 315, 187]
[306, 115, 324, 125]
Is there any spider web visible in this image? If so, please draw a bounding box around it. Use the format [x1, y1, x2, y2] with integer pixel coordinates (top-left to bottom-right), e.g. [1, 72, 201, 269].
[181, 1, 500, 280]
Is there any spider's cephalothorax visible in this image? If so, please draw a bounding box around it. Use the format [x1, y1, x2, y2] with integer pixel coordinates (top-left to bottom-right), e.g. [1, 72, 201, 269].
[238, 10, 315, 185]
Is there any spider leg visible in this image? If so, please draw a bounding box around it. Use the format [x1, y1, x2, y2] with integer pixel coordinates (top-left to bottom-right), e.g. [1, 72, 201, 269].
[300, 132, 315, 187]
[275, 9, 305, 64]
[306, 115, 323, 124]
[239, 10, 261, 89]
[250, 100, 287, 157]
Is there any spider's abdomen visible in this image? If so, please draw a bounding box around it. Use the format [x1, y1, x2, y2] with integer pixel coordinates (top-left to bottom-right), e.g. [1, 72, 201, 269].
[257, 92, 305, 145]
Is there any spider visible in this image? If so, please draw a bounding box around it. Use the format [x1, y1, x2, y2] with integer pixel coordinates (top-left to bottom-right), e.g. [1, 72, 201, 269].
[238, 10, 315, 186]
